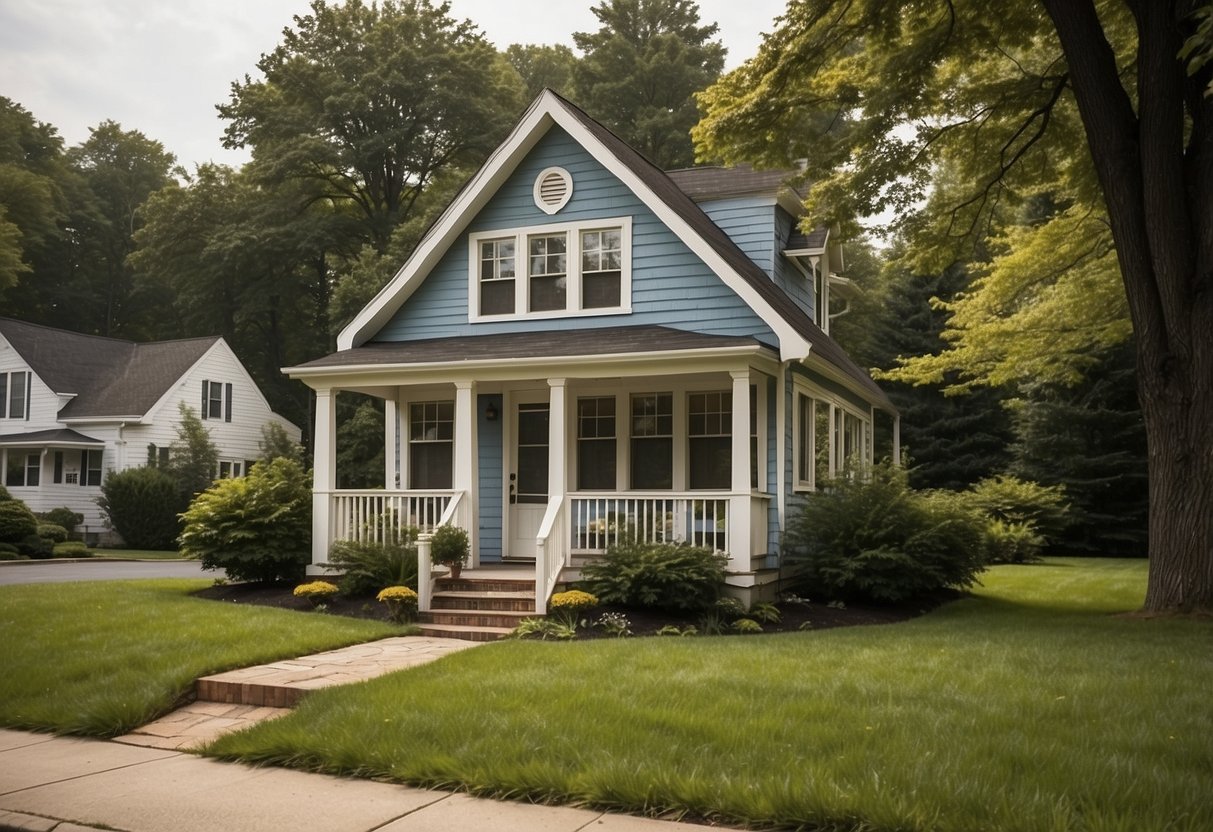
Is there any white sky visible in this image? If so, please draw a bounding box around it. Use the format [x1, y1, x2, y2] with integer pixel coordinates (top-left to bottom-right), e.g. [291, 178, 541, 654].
[0, 0, 788, 170]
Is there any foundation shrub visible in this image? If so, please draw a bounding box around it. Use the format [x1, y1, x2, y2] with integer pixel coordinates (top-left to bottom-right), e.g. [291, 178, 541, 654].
[783, 463, 986, 603]
[179, 458, 311, 583]
[579, 542, 727, 611]
[97, 467, 185, 550]
[36, 523, 69, 543]
[0, 500, 38, 544]
[325, 533, 419, 596]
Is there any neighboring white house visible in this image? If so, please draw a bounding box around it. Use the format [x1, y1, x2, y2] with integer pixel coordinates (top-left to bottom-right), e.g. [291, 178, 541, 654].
[286, 89, 899, 619]
[0, 318, 301, 539]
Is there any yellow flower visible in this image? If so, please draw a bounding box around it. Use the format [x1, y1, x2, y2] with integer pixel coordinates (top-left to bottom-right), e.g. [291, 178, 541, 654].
[377, 586, 418, 603]
[293, 581, 339, 599]
[550, 589, 598, 611]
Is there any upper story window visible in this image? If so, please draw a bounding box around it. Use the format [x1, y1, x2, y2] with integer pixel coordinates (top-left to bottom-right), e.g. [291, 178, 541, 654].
[0, 371, 30, 420]
[201, 380, 232, 422]
[469, 217, 632, 321]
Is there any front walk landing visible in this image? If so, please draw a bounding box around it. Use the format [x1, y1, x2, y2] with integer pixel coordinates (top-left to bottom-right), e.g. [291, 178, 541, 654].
[0, 729, 712, 832]
[118, 636, 481, 750]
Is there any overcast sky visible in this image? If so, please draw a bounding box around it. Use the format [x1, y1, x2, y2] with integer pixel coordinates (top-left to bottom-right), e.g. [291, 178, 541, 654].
[1, 0, 788, 170]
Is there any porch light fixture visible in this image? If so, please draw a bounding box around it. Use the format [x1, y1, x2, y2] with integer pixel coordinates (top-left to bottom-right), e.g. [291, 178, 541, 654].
[485, 401, 499, 421]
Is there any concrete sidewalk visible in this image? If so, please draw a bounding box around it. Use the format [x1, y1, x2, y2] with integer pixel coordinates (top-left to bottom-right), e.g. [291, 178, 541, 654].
[0, 730, 709, 832]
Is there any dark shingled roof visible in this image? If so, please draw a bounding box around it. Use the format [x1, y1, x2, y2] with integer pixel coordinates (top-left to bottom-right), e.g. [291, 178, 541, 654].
[295, 326, 771, 370]
[545, 92, 891, 410]
[0, 428, 104, 446]
[665, 163, 804, 202]
[0, 318, 218, 419]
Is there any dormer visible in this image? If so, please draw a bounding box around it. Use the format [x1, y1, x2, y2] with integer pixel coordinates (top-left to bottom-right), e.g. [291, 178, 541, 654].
[783, 225, 854, 335]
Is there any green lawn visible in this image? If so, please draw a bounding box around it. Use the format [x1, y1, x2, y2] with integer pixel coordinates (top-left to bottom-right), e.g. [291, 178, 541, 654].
[206, 559, 1213, 832]
[0, 579, 400, 737]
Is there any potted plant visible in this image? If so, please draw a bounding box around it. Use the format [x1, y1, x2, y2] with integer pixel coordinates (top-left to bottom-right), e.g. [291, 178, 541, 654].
[431, 524, 469, 578]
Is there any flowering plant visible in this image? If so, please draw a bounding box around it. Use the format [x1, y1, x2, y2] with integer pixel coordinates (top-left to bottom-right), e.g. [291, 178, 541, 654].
[376, 585, 418, 623]
[293, 581, 339, 608]
[549, 589, 598, 628]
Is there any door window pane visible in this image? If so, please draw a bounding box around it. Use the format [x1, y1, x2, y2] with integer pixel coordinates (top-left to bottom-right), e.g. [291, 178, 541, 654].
[516, 404, 549, 503]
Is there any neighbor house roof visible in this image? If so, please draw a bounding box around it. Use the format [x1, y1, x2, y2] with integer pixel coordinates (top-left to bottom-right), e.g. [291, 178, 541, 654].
[0, 428, 104, 447]
[665, 164, 805, 202]
[0, 318, 219, 419]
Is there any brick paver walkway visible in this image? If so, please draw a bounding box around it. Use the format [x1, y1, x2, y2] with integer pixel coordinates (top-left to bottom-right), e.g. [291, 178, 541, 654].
[117, 636, 483, 750]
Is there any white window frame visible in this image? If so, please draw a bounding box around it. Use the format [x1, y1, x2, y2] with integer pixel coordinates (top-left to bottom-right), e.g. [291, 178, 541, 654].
[792, 380, 872, 492]
[468, 216, 632, 322]
[0, 371, 30, 421]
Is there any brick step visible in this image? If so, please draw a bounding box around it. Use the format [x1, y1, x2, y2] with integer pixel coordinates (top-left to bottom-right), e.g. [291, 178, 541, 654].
[195, 676, 306, 709]
[431, 591, 535, 612]
[437, 577, 534, 593]
[417, 622, 515, 642]
[422, 608, 534, 629]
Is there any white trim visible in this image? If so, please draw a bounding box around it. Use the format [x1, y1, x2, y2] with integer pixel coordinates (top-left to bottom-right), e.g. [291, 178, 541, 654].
[468, 216, 633, 321]
[337, 91, 813, 360]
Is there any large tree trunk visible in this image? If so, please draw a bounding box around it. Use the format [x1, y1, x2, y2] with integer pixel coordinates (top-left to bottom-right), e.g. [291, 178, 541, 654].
[1043, 0, 1213, 612]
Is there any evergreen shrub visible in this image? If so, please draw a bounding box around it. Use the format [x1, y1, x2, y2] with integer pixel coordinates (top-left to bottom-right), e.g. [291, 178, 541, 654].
[97, 467, 184, 550]
[39, 507, 83, 531]
[179, 457, 311, 583]
[325, 532, 419, 596]
[36, 523, 68, 543]
[580, 542, 727, 611]
[0, 501, 38, 544]
[783, 464, 986, 603]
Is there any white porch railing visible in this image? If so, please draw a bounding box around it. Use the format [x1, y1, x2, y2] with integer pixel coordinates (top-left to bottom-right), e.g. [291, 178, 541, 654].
[416, 491, 466, 613]
[534, 495, 567, 615]
[570, 493, 731, 553]
[329, 490, 455, 544]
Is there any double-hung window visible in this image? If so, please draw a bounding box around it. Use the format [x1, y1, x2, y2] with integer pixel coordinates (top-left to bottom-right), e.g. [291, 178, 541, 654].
[688, 391, 731, 490]
[409, 401, 454, 489]
[630, 393, 672, 489]
[4, 451, 39, 487]
[471, 217, 631, 319]
[794, 384, 871, 490]
[201, 380, 232, 421]
[577, 396, 616, 490]
[0, 371, 29, 420]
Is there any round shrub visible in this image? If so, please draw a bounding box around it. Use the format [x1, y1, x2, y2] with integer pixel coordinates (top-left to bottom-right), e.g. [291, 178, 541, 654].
[0, 542, 24, 560]
[579, 542, 727, 611]
[97, 467, 186, 550]
[53, 541, 90, 558]
[20, 534, 53, 559]
[36, 523, 69, 543]
[39, 507, 83, 531]
[0, 501, 38, 543]
[179, 457, 311, 583]
[783, 463, 986, 603]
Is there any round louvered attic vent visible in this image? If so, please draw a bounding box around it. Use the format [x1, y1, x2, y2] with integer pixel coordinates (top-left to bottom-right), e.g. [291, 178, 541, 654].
[533, 166, 573, 214]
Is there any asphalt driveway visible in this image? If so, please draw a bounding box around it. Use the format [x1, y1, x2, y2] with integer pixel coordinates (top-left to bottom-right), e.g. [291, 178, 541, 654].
[0, 559, 212, 585]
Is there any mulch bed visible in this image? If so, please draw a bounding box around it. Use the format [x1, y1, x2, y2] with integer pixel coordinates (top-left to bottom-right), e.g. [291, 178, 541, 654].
[192, 581, 955, 636]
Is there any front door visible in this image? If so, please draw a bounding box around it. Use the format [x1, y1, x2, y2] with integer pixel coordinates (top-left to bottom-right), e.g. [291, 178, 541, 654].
[509, 399, 549, 559]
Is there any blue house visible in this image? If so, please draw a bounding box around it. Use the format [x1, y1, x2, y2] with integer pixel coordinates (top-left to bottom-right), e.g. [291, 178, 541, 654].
[287, 91, 898, 635]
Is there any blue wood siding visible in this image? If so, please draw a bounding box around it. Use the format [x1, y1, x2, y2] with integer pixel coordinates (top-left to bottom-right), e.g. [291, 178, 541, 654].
[697, 197, 775, 276]
[477, 394, 503, 562]
[372, 127, 775, 345]
[772, 206, 814, 319]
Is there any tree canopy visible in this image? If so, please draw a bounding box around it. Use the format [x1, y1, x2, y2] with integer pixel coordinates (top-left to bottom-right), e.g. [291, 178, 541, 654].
[695, 0, 1213, 612]
[575, 0, 726, 168]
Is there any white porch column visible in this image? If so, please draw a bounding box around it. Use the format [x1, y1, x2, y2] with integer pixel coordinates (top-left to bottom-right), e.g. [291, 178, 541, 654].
[547, 378, 567, 498]
[310, 387, 336, 572]
[453, 381, 478, 567]
[384, 398, 398, 489]
[728, 370, 752, 574]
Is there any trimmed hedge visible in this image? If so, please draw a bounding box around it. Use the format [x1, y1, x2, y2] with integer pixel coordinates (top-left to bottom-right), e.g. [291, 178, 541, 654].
[580, 542, 727, 611]
[97, 467, 185, 550]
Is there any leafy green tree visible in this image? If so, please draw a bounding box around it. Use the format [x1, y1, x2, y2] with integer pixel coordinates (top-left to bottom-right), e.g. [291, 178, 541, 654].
[695, 0, 1213, 613]
[218, 0, 524, 254]
[259, 421, 307, 466]
[506, 43, 579, 100]
[574, 0, 725, 169]
[166, 403, 219, 499]
[66, 121, 176, 337]
[336, 397, 385, 489]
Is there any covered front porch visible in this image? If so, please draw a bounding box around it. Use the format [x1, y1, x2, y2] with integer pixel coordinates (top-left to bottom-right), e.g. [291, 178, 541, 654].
[292, 331, 783, 614]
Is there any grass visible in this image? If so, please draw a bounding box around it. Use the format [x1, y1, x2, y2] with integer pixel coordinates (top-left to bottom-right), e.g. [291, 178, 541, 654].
[0, 579, 400, 737]
[205, 558, 1213, 832]
[91, 548, 185, 560]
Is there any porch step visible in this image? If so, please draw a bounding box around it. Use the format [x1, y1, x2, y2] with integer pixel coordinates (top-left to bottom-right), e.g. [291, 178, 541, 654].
[416, 622, 516, 642]
[432, 590, 536, 612]
[423, 573, 538, 641]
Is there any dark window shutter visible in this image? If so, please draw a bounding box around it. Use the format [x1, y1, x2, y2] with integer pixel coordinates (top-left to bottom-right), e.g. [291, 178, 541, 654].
[23, 372, 30, 419]
[0, 374, 7, 419]
[53, 452, 63, 484]
[201, 380, 209, 419]
[79, 450, 86, 487]
[225, 383, 233, 422]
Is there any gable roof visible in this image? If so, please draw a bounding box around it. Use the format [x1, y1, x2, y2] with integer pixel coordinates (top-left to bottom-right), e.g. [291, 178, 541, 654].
[0, 318, 219, 419]
[338, 90, 890, 411]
